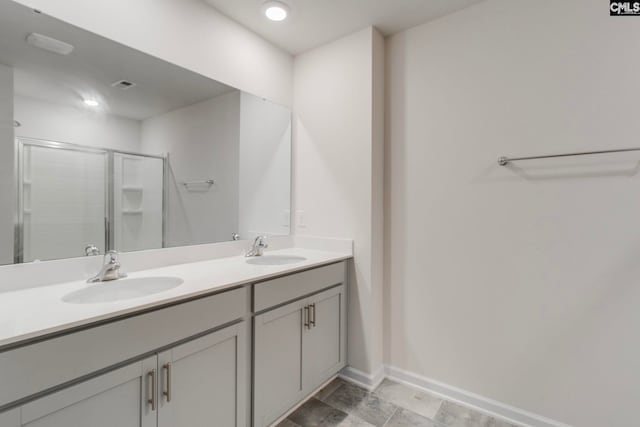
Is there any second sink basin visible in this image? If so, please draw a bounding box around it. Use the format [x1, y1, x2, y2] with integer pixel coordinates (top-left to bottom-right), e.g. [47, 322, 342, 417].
[63, 277, 184, 304]
[246, 255, 307, 266]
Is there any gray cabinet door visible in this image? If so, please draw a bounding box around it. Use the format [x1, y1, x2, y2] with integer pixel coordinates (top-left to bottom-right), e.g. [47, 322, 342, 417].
[303, 285, 347, 392]
[253, 299, 307, 427]
[18, 356, 157, 427]
[0, 408, 19, 427]
[158, 322, 248, 427]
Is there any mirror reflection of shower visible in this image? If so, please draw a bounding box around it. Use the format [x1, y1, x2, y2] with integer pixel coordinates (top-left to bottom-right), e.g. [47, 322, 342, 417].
[16, 138, 165, 263]
[0, 0, 292, 267]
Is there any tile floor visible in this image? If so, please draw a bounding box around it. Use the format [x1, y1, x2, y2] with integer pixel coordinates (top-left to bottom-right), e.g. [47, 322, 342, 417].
[276, 378, 520, 427]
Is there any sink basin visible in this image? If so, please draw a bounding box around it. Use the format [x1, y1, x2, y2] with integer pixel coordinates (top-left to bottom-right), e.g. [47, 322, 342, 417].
[63, 277, 184, 304]
[246, 255, 307, 266]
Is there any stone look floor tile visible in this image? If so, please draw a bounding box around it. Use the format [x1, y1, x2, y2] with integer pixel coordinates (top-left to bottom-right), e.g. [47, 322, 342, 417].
[323, 382, 398, 427]
[288, 398, 349, 427]
[276, 419, 301, 427]
[373, 379, 443, 420]
[316, 378, 347, 402]
[337, 414, 376, 426]
[486, 417, 520, 427]
[286, 379, 520, 427]
[385, 407, 438, 427]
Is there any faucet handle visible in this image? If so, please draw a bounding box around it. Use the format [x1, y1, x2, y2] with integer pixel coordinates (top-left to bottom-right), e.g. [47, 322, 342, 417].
[255, 235, 269, 251]
[104, 250, 119, 263]
[104, 252, 126, 277]
[87, 251, 126, 283]
[246, 235, 269, 257]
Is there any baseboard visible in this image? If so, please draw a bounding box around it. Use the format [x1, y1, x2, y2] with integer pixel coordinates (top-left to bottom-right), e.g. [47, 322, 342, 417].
[339, 365, 385, 391]
[385, 365, 571, 427]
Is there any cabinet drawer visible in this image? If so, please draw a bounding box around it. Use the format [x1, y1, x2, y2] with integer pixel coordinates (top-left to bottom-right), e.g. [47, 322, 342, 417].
[19, 356, 156, 427]
[0, 286, 249, 409]
[253, 262, 347, 312]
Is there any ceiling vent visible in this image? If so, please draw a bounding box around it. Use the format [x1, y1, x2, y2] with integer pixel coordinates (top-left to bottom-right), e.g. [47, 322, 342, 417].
[111, 80, 136, 90]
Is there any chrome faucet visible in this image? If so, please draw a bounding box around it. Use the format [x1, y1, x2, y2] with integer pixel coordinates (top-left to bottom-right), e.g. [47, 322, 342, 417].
[88, 251, 127, 283]
[245, 235, 268, 257]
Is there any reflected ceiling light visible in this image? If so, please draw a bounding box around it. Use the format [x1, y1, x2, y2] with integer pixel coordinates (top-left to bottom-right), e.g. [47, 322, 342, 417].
[83, 99, 99, 107]
[262, 1, 289, 21]
[26, 33, 74, 55]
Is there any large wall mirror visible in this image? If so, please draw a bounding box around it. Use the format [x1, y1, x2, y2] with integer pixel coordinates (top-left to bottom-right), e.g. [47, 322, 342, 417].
[0, 1, 292, 265]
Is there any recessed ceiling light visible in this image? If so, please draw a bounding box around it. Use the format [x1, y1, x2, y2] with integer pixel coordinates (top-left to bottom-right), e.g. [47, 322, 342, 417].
[83, 99, 99, 107]
[262, 1, 289, 22]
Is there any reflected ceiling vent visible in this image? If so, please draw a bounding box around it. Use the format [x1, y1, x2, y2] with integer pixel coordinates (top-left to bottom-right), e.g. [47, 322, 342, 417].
[111, 80, 136, 90]
[26, 33, 74, 55]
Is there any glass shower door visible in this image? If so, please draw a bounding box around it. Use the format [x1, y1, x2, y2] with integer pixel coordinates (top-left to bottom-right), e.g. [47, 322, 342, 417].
[19, 141, 108, 263]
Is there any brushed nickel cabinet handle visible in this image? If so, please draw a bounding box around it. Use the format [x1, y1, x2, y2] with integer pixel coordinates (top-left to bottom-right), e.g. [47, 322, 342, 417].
[310, 303, 316, 328]
[304, 305, 310, 329]
[148, 369, 157, 411]
[163, 363, 172, 402]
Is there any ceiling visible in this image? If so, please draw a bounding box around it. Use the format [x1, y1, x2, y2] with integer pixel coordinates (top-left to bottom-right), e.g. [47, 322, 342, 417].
[204, 0, 486, 54]
[0, 1, 234, 121]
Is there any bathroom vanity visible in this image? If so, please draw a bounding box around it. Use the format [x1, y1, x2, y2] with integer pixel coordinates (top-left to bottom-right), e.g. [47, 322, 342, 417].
[0, 250, 350, 427]
[0, 3, 350, 426]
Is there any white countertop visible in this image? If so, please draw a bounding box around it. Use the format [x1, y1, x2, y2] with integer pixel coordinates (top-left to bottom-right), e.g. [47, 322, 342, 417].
[0, 248, 351, 350]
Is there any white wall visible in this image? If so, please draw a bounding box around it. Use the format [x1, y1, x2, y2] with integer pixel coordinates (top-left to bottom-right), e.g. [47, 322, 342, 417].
[386, 1, 640, 426]
[0, 64, 14, 265]
[141, 91, 241, 247]
[15, 95, 141, 151]
[293, 27, 384, 378]
[238, 92, 291, 239]
[13, 0, 293, 107]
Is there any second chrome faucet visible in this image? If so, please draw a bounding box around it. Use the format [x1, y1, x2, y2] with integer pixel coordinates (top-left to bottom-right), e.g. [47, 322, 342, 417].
[245, 235, 268, 257]
[87, 251, 128, 283]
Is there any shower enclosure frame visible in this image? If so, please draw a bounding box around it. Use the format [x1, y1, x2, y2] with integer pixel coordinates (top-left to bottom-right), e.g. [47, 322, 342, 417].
[14, 137, 168, 264]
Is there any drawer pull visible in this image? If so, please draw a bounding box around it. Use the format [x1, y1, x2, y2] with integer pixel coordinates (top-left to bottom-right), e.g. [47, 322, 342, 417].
[310, 303, 316, 328]
[304, 305, 310, 329]
[148, 369, 157, 411]
[163, 363, 172, 402]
